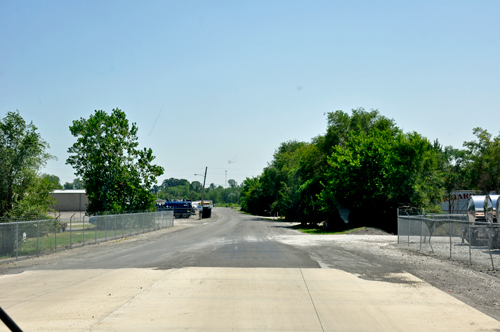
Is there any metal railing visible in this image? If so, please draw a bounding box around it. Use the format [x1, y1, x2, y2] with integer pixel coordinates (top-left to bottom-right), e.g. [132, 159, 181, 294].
[397, 208, 500, 270]
[0, 211, 174, 261]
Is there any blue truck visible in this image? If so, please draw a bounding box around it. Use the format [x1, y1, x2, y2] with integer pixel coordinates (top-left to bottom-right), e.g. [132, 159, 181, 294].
[162, 200, 193, 218]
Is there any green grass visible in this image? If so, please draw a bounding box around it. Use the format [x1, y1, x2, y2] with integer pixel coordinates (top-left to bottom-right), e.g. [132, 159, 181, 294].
[217, 203, 241, 208]
[293, 225, 371, 235]
[8, 225, 158, 257]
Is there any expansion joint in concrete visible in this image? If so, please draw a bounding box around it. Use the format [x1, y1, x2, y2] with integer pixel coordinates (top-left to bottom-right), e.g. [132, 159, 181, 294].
[300, 268, 325, 332]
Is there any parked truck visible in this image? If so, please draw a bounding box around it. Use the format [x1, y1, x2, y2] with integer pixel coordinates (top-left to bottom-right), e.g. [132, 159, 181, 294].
[162, 200, 193, 219]
[192, 200, 213, 218]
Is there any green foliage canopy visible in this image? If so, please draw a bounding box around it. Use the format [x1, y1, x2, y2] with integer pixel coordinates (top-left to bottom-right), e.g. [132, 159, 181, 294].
[0, 110, 56, 219]
[63, 178, 84, 190]
[66, 109, 164, 214]
[42, 174, 63, 189]
[240, 108, 446, 232]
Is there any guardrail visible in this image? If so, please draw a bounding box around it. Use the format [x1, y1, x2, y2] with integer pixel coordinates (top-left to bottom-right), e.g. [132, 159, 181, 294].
[0, 211, 174, 262]
[397, 209, 500, 270]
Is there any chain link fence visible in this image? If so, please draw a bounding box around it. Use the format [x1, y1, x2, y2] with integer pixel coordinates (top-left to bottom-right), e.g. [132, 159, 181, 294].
[0, 211, 174, 261]
[398, 208, 500, 270]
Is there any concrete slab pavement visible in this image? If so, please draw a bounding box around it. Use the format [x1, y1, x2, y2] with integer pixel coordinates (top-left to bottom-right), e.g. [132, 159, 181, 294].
[1, 267, 499, 331]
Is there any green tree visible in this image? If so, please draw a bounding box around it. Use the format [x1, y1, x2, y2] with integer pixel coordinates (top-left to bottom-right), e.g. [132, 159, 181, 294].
[66, 109, 164, 214]
[190, 181, 202, 192]
[239, 109, 400, 225]
[63, 178, 84, 190]
[440, 146, 470, 212]
[240, 177, 268, 214]
[463, 128, 500, 193]
[41, 174, 63, 189]
[161, 178, 189, 188]
[0, 110, 55, 219]
[319, 129, 442, 232]
[317, 108, 398, 156]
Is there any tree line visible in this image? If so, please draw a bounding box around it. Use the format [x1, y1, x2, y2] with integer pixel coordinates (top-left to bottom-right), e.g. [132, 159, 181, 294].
[2, 107, 497, 225]
[153, 178, 240, 205]
[239, 108, 498, 233]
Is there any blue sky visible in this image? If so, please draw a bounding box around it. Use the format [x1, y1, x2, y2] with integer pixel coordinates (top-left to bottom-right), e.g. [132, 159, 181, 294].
[1, 0, 499, 187]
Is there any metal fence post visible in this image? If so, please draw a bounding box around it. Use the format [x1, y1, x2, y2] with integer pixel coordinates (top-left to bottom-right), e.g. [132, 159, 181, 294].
[95, 215, 97, 244]
[420, 214, 423, 251]
[397, 208, 400, 244]
[70, 215, 72, 249]
[15, 219, 19, 261]
[407, 213, 410, 246]
[489, 223, 495, 270]
[469, 222, 472, 265]
[114, 216, 117, 240]
[429, 221, 435, 253]
[37, 219, 40, 257]
[105, 215, 107, 242]
[55, 218, 57, 252]
[449, 220, 452, 259]
[83, 216, 85, 246]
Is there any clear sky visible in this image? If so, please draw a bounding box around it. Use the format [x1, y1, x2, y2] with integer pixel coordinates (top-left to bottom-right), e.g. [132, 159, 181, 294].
[1, 1, 499, 187]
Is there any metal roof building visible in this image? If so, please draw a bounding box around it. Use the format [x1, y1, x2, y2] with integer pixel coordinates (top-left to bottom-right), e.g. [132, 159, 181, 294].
[50, 190, 88, 211]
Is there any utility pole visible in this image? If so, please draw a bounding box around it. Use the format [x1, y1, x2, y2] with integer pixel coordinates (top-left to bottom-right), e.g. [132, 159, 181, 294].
[225, 170, 227, 188]
[200, 167, 207, 218]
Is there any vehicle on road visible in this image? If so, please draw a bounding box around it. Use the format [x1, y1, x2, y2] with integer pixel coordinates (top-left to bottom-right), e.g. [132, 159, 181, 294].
[161, 200, 193, 219]
[192, 200, 213, 218]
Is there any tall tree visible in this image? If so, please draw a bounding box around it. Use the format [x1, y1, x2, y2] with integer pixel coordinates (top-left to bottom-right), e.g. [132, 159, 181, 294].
[319, 129, 442, 232]
[41, 174, 63, 189]
[0, 111, 55, 219]
[66, 109, 164, 214]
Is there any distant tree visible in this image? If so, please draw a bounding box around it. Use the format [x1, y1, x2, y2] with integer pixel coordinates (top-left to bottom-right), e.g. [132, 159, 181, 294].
[190, 181, 202, 192]
[227, 179, 237, 188]
[161, 178, 189, 188]
[0, 111, 55, 219]
[63, 178, 84, 190]
[72, 178, 84, 189]
[66, 109, 164, 214]
[41, 174, 63, 189]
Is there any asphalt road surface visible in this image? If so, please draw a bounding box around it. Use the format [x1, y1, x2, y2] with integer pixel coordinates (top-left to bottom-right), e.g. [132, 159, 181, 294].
[2, 208, 500, 331]
[11, 208, 321, 271]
